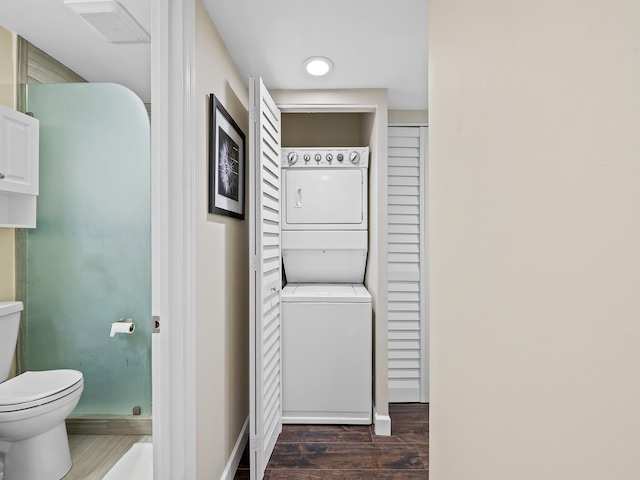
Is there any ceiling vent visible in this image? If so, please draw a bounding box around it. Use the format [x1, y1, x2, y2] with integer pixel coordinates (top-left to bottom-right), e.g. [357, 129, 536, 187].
[64, 0, 150, 44]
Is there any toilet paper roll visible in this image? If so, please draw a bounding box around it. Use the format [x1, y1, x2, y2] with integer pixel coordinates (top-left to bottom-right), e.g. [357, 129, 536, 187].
[110, 322, 135, 337]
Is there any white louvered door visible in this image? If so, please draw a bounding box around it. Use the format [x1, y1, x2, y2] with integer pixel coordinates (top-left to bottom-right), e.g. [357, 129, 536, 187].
[249, 76, 282, 480]
[387, 125, 428, 403]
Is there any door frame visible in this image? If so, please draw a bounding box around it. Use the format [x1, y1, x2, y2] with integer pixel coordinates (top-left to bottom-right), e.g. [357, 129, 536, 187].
[273, 96, 391, 436]
[151, 0, 197, 478]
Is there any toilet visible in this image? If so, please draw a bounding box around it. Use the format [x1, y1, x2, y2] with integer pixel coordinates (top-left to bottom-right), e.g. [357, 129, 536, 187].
[0, 301, 84, 480]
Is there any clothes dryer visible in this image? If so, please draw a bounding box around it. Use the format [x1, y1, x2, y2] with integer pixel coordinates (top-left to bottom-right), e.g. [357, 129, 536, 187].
[281, 147, 369, 283]
[281, 147, 368, 231]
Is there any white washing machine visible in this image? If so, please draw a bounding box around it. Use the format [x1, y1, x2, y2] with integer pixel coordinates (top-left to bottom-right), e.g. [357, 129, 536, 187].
[281, 284, 372, 424]
[280, 147, 372, 425]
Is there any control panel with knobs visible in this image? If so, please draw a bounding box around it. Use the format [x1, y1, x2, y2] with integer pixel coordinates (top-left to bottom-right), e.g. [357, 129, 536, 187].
[281, 147, 369, 168]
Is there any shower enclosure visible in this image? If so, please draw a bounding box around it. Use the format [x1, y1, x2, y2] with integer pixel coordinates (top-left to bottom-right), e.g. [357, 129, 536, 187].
[24, 83, 151, 416]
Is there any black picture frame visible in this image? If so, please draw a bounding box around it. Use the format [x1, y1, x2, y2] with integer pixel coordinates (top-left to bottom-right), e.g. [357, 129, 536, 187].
[209, 94, 246, 219]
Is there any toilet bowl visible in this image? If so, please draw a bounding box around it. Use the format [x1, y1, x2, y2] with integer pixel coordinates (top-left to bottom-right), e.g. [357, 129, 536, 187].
[0, 302, 84, 480]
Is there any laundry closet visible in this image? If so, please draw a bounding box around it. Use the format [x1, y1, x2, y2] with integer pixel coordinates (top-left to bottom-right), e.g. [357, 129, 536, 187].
[280, 114, 373, 425]
[249, 79, 389, 478]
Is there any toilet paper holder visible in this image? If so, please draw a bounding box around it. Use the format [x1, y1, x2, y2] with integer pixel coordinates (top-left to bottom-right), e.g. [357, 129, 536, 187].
[110, 317, 135, 337]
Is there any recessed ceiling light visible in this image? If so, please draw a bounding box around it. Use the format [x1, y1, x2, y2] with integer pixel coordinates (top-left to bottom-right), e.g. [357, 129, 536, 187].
[303, 57, 334, 77]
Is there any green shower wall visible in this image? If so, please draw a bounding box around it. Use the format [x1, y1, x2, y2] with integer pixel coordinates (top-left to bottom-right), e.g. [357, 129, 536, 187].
[26, 83, 151, 415]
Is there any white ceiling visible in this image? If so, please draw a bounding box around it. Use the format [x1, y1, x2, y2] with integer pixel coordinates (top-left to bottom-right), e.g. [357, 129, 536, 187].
[0, 0, 152, 103]
[0, 0, 428, 110]
[202, 0, 428, 110]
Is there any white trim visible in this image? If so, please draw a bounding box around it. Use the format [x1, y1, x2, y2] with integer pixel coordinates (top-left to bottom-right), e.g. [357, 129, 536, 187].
[374, 407, 392, 436]
[388, 122, 429, 127]
[277, 104, 377, 113]
[151, 0, 197, 479]
[220, 417, 249, 480]
[419, 126, 429, 403]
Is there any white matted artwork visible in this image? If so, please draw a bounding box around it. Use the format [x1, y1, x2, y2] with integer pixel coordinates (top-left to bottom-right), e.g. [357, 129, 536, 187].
[209, 94, 246, 219]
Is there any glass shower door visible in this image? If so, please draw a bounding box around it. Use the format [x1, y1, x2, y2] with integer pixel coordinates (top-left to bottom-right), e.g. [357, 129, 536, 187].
[26, 83, 151, 416]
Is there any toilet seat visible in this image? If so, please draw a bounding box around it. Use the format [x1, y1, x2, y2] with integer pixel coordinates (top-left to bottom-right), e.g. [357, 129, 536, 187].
[0, 370, 83, 412]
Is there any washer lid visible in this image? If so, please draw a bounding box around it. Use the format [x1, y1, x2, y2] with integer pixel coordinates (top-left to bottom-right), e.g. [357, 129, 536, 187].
[0, 370, 83, 410]
[281, 284, 371, 303]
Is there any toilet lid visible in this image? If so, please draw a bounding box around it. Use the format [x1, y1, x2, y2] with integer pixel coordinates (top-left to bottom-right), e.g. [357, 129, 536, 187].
[0, 370, 83, 411]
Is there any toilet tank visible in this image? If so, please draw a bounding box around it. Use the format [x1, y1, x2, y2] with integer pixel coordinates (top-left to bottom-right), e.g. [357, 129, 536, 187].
[0, 301, 23, 382]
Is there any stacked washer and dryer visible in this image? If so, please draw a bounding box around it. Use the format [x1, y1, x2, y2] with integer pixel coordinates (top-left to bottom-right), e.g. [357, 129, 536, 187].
[280, 147, 372, 425]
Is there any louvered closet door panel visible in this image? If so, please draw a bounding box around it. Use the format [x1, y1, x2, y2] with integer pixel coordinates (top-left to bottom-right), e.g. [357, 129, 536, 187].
[249, 76, 282, 480]
[387, 125, 428, 403]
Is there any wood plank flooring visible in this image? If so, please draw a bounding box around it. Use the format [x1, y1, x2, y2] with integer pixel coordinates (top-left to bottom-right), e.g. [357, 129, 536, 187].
[63, 434, 152, 480]
[235, 403, 429, 479]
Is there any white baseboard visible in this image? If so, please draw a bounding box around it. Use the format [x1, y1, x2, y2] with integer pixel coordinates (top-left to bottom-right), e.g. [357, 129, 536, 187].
[220, 416, 249, 480]
[374, 407, 392, 436]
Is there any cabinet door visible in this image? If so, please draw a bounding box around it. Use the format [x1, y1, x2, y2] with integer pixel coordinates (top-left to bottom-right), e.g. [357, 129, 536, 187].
[0, 104, 39, 195]
[249, 76, 282, 480]
[387, 125, 428, 403]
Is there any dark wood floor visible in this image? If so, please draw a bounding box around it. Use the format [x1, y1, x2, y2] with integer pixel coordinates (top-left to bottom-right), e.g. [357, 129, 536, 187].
[235, 403, 429, 479]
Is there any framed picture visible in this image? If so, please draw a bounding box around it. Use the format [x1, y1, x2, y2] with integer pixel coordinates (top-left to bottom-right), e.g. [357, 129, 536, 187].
[209, 94, 246, 219]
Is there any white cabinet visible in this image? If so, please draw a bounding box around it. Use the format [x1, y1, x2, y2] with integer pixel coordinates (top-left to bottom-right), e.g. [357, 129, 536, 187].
[0, 104, 39, 228]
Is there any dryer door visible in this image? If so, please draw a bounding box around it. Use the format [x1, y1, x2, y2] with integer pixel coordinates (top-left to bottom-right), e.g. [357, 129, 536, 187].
[283, 168, 365, 228]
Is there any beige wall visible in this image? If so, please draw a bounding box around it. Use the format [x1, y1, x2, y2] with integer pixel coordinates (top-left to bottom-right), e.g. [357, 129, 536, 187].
[282, 113, 363, 147]
[0, 27, 14, 108]
[0, 230, 14, 301]
[429, 0, 640, 478]
[388, 110, 428, 124]
[0, 27, 15, 302]
[194, 1, 250, 477]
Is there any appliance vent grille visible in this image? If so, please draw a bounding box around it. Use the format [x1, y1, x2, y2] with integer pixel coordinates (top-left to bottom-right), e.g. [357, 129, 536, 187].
[65, 0, 150, 44]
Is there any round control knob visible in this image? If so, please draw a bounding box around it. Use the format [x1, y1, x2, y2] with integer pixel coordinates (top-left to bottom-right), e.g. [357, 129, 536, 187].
[303, 154, 310, 162]
[287, 152, 298, 165]
[326, 154, 333, 162]
[349, 151, 361, 164]
[337, 153, 344, 162]
[315, 153, 322, 163]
